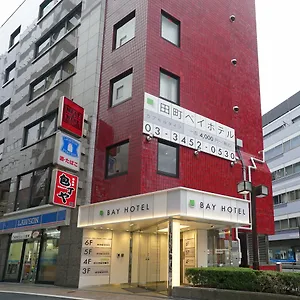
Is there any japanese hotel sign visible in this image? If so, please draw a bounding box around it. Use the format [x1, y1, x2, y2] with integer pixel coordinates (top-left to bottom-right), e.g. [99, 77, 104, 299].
[78, 187, 250, 227]
[58, 96, 84, 137]
[143, 93, 236, 161]
[53, 131, 81, 172]
[50, 169, 78, 209]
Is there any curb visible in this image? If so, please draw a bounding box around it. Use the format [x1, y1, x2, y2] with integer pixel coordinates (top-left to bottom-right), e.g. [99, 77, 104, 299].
[0, 290, 93, 300]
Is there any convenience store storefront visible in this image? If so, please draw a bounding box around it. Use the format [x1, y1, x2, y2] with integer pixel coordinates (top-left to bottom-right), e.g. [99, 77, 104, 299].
[77, 187, 250, 292]
[0, 206, 70, 284]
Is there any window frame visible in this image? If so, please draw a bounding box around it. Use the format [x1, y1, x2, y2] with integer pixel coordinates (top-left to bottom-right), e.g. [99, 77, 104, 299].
[0, 99, 11, 122]
[35, 4, 81, 59]
[159, 68, 180, 104]
[38, 0, 62, 20]
[23, 110, 58, 147]
[0, 139, 4, 161]
[3, 61, 16, 85]
[15, 165, 53, 211]
[161, 10, 180, 47]
[157, 139, 179, 178]
[29, 52, 77, 103]
[110, 68, 133, 107]
[105, 140, 129, 179]
[9, 26, 21, 50]
[113, 10, 136, 50]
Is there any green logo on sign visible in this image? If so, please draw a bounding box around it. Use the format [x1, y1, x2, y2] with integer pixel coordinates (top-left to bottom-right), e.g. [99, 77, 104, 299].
[99, 210, 104, 216]
[147, 98, 154, 105]
[189, 200, 195, 208]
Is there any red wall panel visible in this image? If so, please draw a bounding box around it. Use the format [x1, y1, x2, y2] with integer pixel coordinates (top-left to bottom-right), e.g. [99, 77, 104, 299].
[92, 0, 274, 235]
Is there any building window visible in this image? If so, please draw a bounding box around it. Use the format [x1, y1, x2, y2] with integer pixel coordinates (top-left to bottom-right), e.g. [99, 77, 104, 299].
[0, 139, 4, 160]
[113, 11, 136, 49]
[4, 61, 16, 85]
[0, 100, 10, 121]
[15, 166, 51, 211]
[157, 140, 179, 177]
[110, 69, 133, 107]
[161, 11, 180, 47]
[160, 69, 179, 104]
[24, 111, 57, 147]
[9, 26, 21, 49]
[106, 141, 129, 178]
[289, 218, 298, 229]
[35, 6, 81, 57]
[30, 54, 77, 101]
[0, 180, 10, 217]
[39, 0, 60, 19]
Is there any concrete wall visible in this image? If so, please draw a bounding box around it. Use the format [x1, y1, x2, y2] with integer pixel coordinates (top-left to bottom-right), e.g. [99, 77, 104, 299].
[0, 0, 106, 288]
[55, 208, 83, 288]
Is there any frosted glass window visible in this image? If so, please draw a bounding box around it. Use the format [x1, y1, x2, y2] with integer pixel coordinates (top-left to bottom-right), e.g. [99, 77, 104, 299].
[115, 13, 136, 49]
[158, 141, 178, 177]
[160, 70, 179, 104]
[111, 71, 133, 106]
[161, 12, 180, 46]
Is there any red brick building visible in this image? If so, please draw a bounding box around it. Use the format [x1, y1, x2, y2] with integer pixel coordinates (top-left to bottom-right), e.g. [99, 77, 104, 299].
[78, 0, 274, 291]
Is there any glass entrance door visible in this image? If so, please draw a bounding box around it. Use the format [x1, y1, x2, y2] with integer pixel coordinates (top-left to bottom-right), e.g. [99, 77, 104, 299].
[136, 223, 168, 293]
[138, 232, 160, 291]
[21, 240, 41, 283]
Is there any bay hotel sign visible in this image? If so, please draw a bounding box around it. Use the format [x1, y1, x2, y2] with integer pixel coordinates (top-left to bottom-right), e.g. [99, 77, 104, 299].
[143, 93, 236, 161]
[78, 188, 250, 228]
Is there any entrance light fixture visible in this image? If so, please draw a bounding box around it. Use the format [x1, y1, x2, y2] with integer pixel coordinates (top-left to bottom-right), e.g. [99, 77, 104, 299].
[237, 180, 252, 195]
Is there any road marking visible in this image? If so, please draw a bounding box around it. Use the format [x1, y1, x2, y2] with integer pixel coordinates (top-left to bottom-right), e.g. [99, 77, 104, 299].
[0, 290, 93, 300]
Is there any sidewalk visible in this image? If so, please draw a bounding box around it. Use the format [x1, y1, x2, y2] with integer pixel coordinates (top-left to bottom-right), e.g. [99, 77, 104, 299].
[0, 283, 168, 300]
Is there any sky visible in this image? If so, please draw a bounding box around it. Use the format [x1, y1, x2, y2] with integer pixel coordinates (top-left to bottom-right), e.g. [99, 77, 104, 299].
[1, 0, 300, 115]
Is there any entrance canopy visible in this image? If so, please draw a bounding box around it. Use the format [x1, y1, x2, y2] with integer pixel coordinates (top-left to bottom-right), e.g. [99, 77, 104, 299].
[78, 187, 250, 230]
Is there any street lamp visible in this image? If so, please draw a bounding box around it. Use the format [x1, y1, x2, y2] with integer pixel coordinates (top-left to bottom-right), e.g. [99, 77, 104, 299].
[237, 181, 269, 270]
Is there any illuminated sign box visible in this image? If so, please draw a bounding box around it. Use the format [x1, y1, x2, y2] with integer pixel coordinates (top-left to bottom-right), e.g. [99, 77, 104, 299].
[50, 169, 78, 209]
[53, 131, 81, 172]
[58, 96, 85, 137]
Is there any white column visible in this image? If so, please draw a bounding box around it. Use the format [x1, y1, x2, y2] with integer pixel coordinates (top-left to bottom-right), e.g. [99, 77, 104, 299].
[171, 220, 181, 287]
[197, 230, 208, 267]
[168, 219, 181, 294]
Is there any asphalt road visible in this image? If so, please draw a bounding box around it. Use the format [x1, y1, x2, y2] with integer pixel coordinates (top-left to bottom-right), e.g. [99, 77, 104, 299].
[0, 293, 78, 300]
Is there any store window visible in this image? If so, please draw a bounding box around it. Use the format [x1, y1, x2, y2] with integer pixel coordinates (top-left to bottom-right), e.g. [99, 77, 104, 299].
[37, 229, 60, 283]
[110, 69, 133, 107]
[157, 140, 179, 177]
[15, 166, 51, 211]
[4, 242, 23, 281]
[161, 11, 180, 46]
[160, 69, 179, 104]
[106, 141, 129, 178]
[24, 111, 57, 146]
[113, 11, 136, 49]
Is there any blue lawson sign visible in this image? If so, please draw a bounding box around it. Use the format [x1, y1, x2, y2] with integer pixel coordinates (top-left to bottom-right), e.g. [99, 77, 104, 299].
[0, 210, 67, 233]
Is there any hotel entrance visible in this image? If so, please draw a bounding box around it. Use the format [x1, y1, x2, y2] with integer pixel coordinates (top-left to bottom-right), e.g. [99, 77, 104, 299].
[136, 223, 168, 292]
[78, 187, 250, 292]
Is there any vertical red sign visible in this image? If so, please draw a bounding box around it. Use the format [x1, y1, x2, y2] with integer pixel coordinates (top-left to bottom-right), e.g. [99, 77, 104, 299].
[51, 169, 78, 209]
[58, 96, 84, 137]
